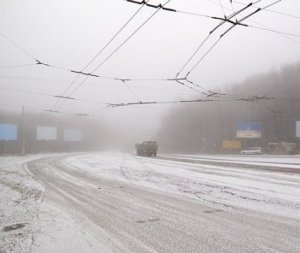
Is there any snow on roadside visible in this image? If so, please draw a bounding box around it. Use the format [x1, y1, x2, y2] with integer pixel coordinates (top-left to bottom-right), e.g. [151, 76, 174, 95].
[163, 154, 300, 169]
[3, 152, 299, 252]
[1, 153, 111, 253]
[30, 200, 111, 253]
[65, 152, 300, 220]
[0, 154, 57, 253]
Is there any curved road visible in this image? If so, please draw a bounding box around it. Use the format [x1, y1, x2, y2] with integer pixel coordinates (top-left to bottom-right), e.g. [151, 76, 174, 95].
[26, 153, 300, 253]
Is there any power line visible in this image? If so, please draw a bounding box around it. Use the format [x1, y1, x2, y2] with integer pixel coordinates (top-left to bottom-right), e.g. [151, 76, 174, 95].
[229, 0, 237, 18]
[60, 1, 148, 97]
[247, 19, 300, 46]
[176, 1, 255, 78]
[0, 86, 52, 97]
[217, 0, 227, 17]
[174, 79, 206, 94]
[49, 1, 148, 111]
[104, 94, 273, 109]
[0, 74, 69, 84]
[55, 0, 172, 112]
[2, 0, 295, 86]
[233, 0, 300, 20]
[247, 24, 300, 38]
[0, 63, 36, 69]
[182, 0, 282, 77]
[125, 0, 176, 12]
[0, 85, 109, 105]
[0, 0, 295, 115]
[0, 31, 37, 61]
[87, 1, 171, 76]
[1, 0, 276, 110]
[187, 37, 222, 76]
[50, 0, 156, 112]
[124, 82, 143, 102]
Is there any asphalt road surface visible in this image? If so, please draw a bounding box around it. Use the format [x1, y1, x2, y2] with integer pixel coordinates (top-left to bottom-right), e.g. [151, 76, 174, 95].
[26, 153, 300, 253]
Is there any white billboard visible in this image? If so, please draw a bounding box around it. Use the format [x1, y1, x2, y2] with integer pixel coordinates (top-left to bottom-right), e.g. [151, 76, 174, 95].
[64, 128, 82, 142]
[37, 126, 57, 141]
[297, 121, 300, 138]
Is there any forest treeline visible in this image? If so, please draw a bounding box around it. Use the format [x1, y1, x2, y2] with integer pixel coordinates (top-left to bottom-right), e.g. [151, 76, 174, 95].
[156, 62, 300, 153]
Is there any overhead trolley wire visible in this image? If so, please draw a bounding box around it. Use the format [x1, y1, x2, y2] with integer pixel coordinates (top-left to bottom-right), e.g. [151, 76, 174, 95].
[0, 63, 36, 69]
[0, 85, 109, 106]
[125, 0, 176, 12]
[247, 19, 300, 46]
[49, 0, 149, 111]
[179, 0, 281, 78]
[229, 0, 237, 18]
[219, 0, 282, 38]
[59, 0, 148, 97]
[0, 31, 63, 70]
[1, 0, 295, 86]
[79, 0, 172, 80]
[0, 31, 37, 61]
[233, 0, 300, 20]
[0, 0, 274, 111]
[0, 86, 54, 97]
[176, 1, 256, 78]
[217, 0, 227, 17]
[0, 0, 292, 115]
[246, 24, 300, 38]
[103, 94, 273, 109]
[55, 0, 172, 112]
[124, 82, 143, 102]
[124, 0, 254, 22]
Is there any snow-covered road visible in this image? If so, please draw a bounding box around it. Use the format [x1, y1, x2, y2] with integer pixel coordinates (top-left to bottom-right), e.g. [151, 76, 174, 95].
[1, 152, 300, 252]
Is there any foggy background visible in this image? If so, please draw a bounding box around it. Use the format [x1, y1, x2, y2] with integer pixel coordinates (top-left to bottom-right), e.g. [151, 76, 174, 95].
[0, 0, 300, 152]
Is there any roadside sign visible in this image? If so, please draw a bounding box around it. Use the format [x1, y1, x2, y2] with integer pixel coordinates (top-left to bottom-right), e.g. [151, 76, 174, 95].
[37, 126, 57, 141]
[223, 140, 241, 149]
[236, 122, 262, 138]
[0, 123, 18, 141]
[296, 121, 300, 138]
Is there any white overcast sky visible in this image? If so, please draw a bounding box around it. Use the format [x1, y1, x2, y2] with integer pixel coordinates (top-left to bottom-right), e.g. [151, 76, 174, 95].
[0, 0, 300, 140]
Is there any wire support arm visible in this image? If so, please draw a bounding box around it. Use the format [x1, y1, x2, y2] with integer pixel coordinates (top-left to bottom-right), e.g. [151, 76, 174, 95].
[104, 94, 273, 109]
[126, 0, 176, 12]
[70, 70, 99, 78]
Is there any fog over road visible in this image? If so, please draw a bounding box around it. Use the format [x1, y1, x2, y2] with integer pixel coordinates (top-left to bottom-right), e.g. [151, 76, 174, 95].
[20, 152, 300, 252]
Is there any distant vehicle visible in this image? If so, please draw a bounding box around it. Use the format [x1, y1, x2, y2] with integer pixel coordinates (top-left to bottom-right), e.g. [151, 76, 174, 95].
[240, 147, 262, 155]
[135, 141, 158, 157]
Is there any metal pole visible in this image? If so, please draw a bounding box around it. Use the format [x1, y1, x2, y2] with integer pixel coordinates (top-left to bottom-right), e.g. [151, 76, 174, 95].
[21, 106, 25, 155]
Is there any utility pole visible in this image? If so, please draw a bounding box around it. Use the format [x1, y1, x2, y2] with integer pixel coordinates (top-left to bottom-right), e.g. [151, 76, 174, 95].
[21, 106, 25, 155]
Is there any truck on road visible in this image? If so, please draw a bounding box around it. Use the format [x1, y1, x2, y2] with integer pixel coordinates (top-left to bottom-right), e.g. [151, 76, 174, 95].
[135, 141, 158, 157]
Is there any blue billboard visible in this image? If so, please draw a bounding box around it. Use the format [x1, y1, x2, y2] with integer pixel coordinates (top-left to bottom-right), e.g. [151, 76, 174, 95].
[0, 123, 18, 141]
[236, 122, 262, 138]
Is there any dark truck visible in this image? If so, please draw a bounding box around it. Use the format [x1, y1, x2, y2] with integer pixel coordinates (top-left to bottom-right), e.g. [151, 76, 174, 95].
[135, 141, 158, 157]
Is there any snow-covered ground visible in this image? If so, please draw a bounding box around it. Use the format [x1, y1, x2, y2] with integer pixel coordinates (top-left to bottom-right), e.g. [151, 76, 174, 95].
[0, 153, 108, 253]
[66, 152, 300, 219]
[161, 153, 300, 169]
[0, 154, 51, 252]
[1, 152, 300, 252]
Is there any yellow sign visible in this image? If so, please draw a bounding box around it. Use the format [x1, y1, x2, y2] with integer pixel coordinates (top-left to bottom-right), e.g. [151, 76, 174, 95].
[223, 140, 241, 149]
